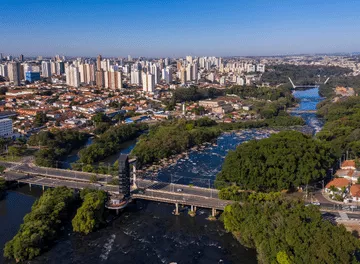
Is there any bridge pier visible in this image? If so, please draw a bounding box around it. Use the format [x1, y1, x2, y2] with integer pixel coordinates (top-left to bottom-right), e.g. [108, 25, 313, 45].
[29, 183, 31, 190]
[42, 185, 45, 192]
[174, 203, 180, 215]
[212, 208, 216, 217]
[132, 164, 137, 189]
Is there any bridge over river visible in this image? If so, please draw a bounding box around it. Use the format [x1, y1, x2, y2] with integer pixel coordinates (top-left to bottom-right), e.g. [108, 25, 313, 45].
[0, 158, 230, 215]
[287, 109, 317, 114]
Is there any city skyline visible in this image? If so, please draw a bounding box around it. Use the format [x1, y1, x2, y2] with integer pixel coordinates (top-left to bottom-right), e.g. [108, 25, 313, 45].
[1, 0, 360, 57]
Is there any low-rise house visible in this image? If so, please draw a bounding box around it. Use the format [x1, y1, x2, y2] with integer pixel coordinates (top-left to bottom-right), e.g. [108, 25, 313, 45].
[325, 178, 350, 193]
[336, 169, 360, 183]
[341, 160, 356, 170]
[350, 184, 360, 202]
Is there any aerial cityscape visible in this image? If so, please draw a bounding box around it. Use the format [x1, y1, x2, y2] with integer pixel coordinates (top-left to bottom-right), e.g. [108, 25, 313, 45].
[1, 0, 360, 264]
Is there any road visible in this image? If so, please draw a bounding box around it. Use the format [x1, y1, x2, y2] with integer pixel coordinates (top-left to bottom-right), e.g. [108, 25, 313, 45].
[3, 170, 228, 210]
[0, 161, 219, 199]
[5, 160, 360, 213]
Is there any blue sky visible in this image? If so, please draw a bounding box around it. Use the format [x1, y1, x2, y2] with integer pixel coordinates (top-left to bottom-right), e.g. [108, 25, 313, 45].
[1, 0, 359, 57]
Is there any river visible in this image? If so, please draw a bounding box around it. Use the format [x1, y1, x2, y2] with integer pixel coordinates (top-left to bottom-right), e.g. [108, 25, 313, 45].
[0, 88, 323, 264]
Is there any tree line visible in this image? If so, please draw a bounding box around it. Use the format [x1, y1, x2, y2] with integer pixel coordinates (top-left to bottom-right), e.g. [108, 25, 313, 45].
[4, 187, 108, 262]
[261, 64, 351, 86]
[317, 96, 360, 157]
[222, 194, 360, 264]
[78, 123, 147, 166]
[131, 118, 221, 166]
[216, 131, 334, 192]
[4, 187, 76, 261]
[28, 129, 89, 167]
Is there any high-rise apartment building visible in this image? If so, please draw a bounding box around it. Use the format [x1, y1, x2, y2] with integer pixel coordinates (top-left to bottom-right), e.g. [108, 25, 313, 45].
[142, 72, 155, 93]
[186, 55, 193, 64]
[186, 64, 193, 81]
[19, 54, 24, 62]
[106, 70, 122, 89]
[96, 55, 102, 71]
[0, 64, 8, 78]
[41, 61, 51, 77]
[50, 61, 57, 75]
[96, 55, 104, 88]
[192, 62, 199, 82]
[150, 64, 159, 84]
[8, 62, 21, 86]
[65, 64, 80, 88]
[162, 66, 172, 84]
[130, 69, 141, 85]
[180, 68, 187, 84]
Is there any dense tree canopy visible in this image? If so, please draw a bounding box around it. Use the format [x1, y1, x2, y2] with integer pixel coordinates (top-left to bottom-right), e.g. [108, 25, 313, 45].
[79, 123, 146, 164]
[319, 75, 360, 97]
[28, 129, 88, 167]
[34, 112, 48, 127]
[72, 189, 107, 234]
[222, 195, 360, 264]
[172, 86, 223, 103]
[217, 131, 334, 191]
[261, 64, 351, 86]
[4, 187, 75, 261]
[226, 85, 293, 102]
[317, 96, 360, 157]
[132, 118, 221, 166]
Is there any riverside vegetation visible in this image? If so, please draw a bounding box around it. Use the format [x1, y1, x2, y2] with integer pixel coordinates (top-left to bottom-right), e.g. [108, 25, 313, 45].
[3, 187, 108, 262]
[72, 189, 107, 234]
[4, 187, 76, 261]
[317, 96, 360, 157]
[216, 131, 334, 192]
[217, 88, 360, 263]
[222, 193, 360, 264]
[28, 129, 88, 167]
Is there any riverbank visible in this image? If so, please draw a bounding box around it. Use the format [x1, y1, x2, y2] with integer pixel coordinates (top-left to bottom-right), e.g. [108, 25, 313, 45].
[0, 186, 257, 264]
[137, 124, 313, 179]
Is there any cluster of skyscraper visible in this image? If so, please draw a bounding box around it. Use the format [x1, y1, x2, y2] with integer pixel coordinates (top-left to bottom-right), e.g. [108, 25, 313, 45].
[0, 53, 265, 91]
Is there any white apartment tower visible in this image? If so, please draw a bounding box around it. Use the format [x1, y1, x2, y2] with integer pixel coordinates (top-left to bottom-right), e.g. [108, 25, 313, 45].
[41, 61, 51, 77]
[65, 64, 80, 88]
[131, 69, 141, 85]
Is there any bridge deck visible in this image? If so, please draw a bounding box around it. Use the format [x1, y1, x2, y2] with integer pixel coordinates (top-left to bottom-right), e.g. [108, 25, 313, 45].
[2, 167, 226, 210]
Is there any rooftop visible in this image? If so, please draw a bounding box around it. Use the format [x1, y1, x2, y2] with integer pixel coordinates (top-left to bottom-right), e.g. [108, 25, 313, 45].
[325, 178, 350, 189]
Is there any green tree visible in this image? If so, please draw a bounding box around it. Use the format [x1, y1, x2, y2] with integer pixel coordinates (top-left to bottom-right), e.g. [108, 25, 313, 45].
[217, 131, 335, 192]
[72, 190, 107, 234]
[92, 112, 111, 124]
[34, 112, 48, 127]
[222, 196, 360, 264]
[4, 187, 75, 261]
[8, 145, 25, 157]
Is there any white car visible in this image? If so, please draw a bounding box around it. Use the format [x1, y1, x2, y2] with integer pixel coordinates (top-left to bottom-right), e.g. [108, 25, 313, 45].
[311, 202, 320, 206]
[176, 188, 183, 192]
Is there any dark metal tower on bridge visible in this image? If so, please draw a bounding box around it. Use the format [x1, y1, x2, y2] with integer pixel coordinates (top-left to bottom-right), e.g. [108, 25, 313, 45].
[118, 154, 130, 198]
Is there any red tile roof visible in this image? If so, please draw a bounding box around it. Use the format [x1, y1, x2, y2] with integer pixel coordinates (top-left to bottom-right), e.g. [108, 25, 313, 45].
[341, 160, 356, 169]
[350, 184, 360, 198]
[325, 178, 350, 189]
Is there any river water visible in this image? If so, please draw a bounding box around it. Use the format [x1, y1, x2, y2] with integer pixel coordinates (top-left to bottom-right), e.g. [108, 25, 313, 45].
[0, 88, 323, 264]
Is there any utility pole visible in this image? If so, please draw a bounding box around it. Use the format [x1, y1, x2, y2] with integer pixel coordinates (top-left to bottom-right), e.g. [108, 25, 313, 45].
[347, 150, 349, 160]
